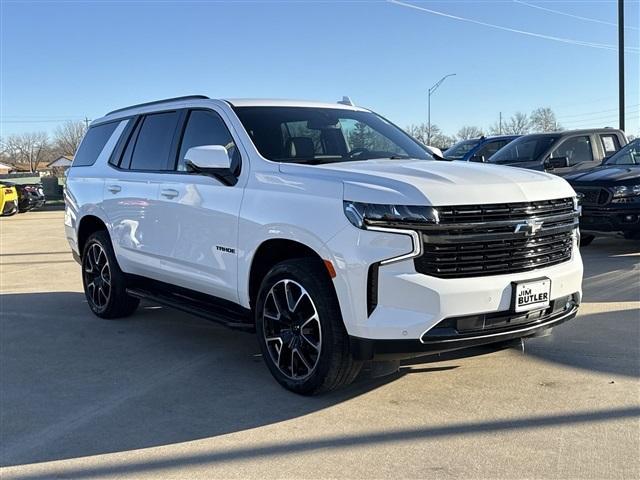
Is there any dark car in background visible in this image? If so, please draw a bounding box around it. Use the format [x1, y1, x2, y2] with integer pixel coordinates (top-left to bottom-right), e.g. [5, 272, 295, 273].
[2, 181, 46, 212]
[566, 138, 640, 244]
[488, 129, 627, 176]
[444, 135, 519, 162]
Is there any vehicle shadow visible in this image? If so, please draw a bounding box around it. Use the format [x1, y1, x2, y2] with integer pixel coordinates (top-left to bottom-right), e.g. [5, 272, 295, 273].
[0, 292, 408, 467]
[2, 283, 637, 468]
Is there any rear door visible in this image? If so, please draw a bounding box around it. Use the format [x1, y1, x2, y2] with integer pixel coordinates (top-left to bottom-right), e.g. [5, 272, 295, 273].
[154, 107, 244, 302]
[103, 110, 182, 279]
[599, 132, 622, 160]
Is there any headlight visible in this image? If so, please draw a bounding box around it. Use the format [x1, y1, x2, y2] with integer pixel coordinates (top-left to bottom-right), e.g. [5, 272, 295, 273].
[612, 185, 640, 198]
[573, 193, 583, 207]
[343, 201, 438, 229]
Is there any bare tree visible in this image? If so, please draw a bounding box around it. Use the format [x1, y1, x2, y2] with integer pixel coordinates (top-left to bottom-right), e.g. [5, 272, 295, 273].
[405, 123, 456, 150]
[530, 107, 561, 132]
[502, 112, 530, 135]
[1, 132, 51, 172]
[456, 126, 484, 140]
[53, 120, 87, 156]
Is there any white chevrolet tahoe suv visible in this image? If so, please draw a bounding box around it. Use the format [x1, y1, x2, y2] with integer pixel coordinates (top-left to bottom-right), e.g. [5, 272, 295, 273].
[65, 95, 583, 394]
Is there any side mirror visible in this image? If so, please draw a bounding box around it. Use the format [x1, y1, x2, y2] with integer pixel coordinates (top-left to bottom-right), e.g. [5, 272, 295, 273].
[545, 156, 569, 169]
[470, 154, 486, 163]
[185, 145, 237, 186]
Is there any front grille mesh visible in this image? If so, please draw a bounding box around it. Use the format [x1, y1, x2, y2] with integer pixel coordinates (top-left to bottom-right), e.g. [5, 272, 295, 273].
[437, 197, 574, 224]
[414, 198, 577, 279]
[574, 187, 611, 206]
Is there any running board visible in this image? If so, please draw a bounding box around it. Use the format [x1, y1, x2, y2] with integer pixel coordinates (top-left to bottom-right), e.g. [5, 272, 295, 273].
[126, 287, 254, 332]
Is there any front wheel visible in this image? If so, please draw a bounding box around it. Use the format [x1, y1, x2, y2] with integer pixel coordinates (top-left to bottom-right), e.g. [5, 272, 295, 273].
[82, 230, 139, 319]
[580, 233, 595, 247]
[255, 258, 361, 395]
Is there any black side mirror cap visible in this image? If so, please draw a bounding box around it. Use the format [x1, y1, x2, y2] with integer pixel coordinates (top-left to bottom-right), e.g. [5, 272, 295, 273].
[545, 156, 569, 169]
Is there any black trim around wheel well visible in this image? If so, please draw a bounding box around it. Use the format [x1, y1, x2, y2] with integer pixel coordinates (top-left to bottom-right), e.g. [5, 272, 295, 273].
[77, 215, 108, 255]
[248, 239, 327, 310]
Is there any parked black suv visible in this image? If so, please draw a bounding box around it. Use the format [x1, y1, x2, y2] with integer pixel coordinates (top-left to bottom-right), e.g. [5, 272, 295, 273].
[565, 138, 640, 244]
[489, 129, 627, 176]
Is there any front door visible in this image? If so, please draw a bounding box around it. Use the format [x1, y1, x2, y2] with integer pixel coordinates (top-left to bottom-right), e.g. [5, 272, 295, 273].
[155, 108, 244, 303]
[546, 134, 599, 175]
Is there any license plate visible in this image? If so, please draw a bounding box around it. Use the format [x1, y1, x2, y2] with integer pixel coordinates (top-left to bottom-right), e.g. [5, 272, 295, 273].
[513, 278, 551, 312]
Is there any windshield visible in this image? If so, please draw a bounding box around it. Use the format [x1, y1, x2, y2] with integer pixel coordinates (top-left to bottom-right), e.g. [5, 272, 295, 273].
[604, 139, 640, 166]
[490, 135, 560, 163]
[233, 106, 431, 164]
[444, 139, 480, 160]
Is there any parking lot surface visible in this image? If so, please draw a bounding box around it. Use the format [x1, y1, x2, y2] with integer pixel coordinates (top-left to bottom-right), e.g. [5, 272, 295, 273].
[1, 210, 639, 479]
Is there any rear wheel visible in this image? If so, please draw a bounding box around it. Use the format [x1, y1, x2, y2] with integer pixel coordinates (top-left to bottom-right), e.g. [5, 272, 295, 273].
[255, 258, 361, 395]
[82, 230, 139, 319]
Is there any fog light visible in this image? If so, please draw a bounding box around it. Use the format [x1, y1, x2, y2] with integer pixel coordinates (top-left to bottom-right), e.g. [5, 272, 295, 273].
[623, 214, 637, 222]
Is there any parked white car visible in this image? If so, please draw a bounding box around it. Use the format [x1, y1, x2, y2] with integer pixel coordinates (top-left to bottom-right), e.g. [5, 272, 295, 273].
[65, 96, 583, 394]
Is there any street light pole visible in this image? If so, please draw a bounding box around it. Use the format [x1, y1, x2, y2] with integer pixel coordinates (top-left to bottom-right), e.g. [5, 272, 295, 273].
[428, 73, 456, 145]
[618, 0, 625, 131]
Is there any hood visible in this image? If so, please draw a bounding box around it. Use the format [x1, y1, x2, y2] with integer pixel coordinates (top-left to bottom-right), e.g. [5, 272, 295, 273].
[565, 165, 640, 186]
[279, 159, 575, 206]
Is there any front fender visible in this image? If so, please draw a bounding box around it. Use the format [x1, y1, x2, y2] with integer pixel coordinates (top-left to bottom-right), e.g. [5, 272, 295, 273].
[237, 223, 338, 309]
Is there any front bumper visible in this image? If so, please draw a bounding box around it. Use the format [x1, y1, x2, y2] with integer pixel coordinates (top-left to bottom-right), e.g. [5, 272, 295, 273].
[327, 225, 583, 344]
[2, 199, 18, 216]
[350, 295, 579, 360]
[580, 205, 640, 233]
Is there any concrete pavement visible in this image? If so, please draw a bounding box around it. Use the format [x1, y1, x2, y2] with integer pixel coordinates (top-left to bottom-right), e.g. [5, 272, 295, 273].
[1, 210, 638, 479]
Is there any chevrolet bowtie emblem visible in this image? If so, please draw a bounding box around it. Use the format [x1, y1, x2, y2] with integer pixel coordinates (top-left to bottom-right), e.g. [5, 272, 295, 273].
[514, 219, 544, 236]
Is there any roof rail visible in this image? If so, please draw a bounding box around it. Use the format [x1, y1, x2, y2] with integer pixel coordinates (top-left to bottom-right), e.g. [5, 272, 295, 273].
[105, 95, 210, 116]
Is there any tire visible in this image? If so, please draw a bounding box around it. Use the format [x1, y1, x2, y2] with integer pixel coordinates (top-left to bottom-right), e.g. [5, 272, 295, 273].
[255, 258, 362, 395]
[81, 230, 139, 319]
[580, 233, 595, 247]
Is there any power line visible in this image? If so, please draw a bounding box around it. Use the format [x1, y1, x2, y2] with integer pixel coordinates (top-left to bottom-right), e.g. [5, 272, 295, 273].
[388, 0, 640, 52]
[0, 119, 82, 124]
[514, 0, 639, 30]
[556, 103, 640, 120]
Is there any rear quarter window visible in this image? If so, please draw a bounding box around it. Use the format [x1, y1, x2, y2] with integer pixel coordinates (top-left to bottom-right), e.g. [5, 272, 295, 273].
[72, 122, 120, 167]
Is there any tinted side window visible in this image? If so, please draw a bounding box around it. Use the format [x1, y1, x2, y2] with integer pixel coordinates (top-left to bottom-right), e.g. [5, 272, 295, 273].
[551, 136, 593, 166]
[72, 122, 119, 167]
[476, 140, 508, 160]
[600, 134, 621, 155]
[177, 110, 240, 172]
[129, 111, 180, 171]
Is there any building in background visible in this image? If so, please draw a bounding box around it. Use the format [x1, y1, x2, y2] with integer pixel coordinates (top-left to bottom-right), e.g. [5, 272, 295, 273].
[0, 162, 13, 174]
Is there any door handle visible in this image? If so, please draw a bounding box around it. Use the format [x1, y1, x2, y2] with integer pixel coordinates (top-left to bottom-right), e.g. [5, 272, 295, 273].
[107, 184, 121, 194]
[160, 188, 179, 199]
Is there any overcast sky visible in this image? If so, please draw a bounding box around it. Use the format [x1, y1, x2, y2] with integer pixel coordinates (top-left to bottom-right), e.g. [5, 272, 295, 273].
[1, 0, 639, 137]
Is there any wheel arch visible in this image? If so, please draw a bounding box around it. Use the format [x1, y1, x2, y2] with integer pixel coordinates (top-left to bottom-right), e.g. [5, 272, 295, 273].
[247, 238, 332, 311]
[77, 215, 109, 255]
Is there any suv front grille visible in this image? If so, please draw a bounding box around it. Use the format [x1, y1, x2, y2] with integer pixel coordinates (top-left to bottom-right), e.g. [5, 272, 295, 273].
[574, 187, 611, 206]
[413, 197, 578, 279]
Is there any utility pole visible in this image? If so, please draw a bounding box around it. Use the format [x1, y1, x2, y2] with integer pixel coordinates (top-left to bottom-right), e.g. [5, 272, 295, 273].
[618, 0, 625, 131]
[427, 73, 456, 145]
[499, 112, 503, 135]
[84, 117, 91, 129]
